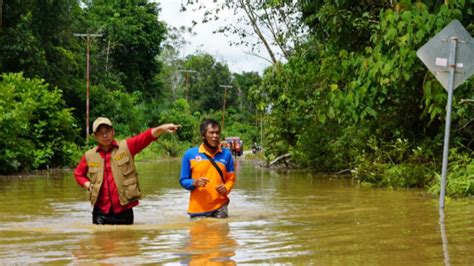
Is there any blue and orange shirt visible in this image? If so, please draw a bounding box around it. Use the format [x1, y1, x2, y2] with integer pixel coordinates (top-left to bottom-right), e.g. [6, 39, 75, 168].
[180, 144, 236, 215]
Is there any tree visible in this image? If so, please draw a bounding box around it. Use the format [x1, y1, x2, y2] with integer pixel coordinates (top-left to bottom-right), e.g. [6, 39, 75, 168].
[183, 0, 307, 64]
[0, 0, 84, 113]
[0, 73, 79, 174]
[1, 1, 47, 77]
[253, 0, 474, 194]
[233, 71, 262, 115]
[182, 53, 236, 112]
[0, 0, 3, 30]
[156, 25, 192, 101]
[82, 0, 167, 98]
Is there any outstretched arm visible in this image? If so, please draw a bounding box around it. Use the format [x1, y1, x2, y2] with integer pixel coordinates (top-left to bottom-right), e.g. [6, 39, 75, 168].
[151, 123, 181, 138]
[127, 124, 181, 156]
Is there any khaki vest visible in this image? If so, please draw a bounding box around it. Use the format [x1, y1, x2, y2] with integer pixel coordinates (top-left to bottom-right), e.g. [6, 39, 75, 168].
[85, 141, 141, 206]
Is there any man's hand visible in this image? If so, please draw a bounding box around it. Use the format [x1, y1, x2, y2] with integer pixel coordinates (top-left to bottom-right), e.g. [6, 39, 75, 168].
[152, 123, 181, 138]
[193, 177, 209, 187]
[83, 181, 92, 191]
[215, 184, 227, 195]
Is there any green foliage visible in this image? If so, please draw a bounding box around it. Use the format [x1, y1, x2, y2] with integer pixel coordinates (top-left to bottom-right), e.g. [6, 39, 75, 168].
[134, 135, 190, 161]
[0, 0, 262, 174]
[82, 0, 167, 97]
[352, 138, 436, 188]
[183, 53, 235, 112]
[158, 98, 200, 143]
[0, 10, 48, 76]
[89, 85, 145, 136]
[429, 149, 474, 197]
[0, 73, 79, 174]
[256, 1, 473, 195]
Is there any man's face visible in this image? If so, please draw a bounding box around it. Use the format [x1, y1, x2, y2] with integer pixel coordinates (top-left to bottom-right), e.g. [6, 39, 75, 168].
[203, 124, 220, 148]
[94, 125, 114, 148]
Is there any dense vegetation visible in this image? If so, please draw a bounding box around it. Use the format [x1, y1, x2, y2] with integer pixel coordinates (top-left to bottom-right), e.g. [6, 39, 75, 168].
[0, 0, 472, 197]
[250, 0, 473, 196]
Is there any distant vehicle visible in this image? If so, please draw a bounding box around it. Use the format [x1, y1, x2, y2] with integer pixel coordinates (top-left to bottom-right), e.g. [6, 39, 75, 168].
[251, 142, 262, 154]
[224, 137, 243, 156]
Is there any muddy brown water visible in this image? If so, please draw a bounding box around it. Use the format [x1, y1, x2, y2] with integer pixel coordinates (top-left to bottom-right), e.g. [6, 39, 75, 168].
[0, 159, 473, 264]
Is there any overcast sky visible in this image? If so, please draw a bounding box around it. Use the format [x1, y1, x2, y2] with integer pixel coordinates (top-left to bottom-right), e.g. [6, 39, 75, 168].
[157, 0, 272, 74]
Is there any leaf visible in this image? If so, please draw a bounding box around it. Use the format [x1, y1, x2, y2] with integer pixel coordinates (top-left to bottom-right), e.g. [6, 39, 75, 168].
[328, 106, 335, 119]
[365, 106, 377, 117]
[319, 113, 327, 124]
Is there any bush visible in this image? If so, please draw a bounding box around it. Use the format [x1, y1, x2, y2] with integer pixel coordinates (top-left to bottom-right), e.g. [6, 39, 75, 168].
[429, 149, 474, 197]
[352, 138, 436, 189]
[0, 73, 79, 174]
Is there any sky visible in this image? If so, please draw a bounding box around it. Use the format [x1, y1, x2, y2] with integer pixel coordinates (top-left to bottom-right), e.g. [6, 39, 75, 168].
[157, 0, 272, 74]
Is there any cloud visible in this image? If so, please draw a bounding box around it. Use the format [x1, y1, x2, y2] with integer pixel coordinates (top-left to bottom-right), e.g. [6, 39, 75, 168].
[157, 0, 272, 74]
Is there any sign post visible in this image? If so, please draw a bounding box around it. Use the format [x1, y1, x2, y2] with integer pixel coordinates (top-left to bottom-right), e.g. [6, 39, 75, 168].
[417, 20, 474, 209]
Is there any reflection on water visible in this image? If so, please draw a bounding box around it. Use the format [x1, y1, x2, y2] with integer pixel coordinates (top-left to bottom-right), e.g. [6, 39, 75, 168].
[74, 229, 142, 264]
[0, 160, 473, 264]
[179, 219, 236, 265]
[439, 208, 450, 266]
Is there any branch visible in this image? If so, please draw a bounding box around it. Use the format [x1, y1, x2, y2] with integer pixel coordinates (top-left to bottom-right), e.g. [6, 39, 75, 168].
[262, 6, 290, 60]
[269, 153, 291, 166]
[243, 51, 273, 64]
[460, 99, 474, 104]
[239, 0, 277, 64]
[458, 118, 473, 132]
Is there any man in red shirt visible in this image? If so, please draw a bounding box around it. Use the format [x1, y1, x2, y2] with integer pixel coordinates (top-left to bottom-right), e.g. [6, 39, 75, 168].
[74, 117, 180, 225]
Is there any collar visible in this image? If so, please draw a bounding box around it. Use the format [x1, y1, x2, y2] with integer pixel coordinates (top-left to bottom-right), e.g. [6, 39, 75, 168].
[198, 143, 221, 157]
[95, 140, 119, 153]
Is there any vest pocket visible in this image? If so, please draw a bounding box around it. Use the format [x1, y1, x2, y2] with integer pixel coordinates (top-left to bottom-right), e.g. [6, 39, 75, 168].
[88, 167, 98, 183]
[116, 156, 134, 176]
[122, 178, 140, 200]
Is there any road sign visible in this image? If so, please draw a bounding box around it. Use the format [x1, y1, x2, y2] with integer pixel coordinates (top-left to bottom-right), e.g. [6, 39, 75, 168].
[416, 20, 473, 209]
[417, 20, 474, 91]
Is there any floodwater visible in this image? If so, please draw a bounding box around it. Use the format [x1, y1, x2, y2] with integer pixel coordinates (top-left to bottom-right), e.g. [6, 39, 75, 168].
[0, 159, 473, 265]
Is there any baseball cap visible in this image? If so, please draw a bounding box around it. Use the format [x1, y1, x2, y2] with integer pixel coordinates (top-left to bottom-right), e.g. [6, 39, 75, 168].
[92, 117, 113, 133]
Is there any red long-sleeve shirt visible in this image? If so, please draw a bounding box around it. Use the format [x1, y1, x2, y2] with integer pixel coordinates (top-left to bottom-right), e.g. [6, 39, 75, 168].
[74, 128, 157, 214]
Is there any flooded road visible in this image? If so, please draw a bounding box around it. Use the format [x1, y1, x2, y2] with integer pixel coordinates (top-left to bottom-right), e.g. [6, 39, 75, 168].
[0, 159, 473, 264]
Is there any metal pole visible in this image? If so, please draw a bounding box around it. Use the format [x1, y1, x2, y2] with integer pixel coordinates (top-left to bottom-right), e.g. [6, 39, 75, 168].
[439, 37, 458, 209]
[219, 85, 232, 132]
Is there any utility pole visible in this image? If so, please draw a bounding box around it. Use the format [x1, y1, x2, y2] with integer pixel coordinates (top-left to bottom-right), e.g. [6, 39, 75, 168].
[178, 69, 198, 100]
[219, 85, 232, 133]
[74, 33, 102, 143]
[260, 111, 263, 146]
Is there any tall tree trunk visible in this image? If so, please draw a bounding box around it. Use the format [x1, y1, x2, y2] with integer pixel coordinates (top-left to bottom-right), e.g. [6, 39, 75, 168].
[239, 0, 278, 64]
